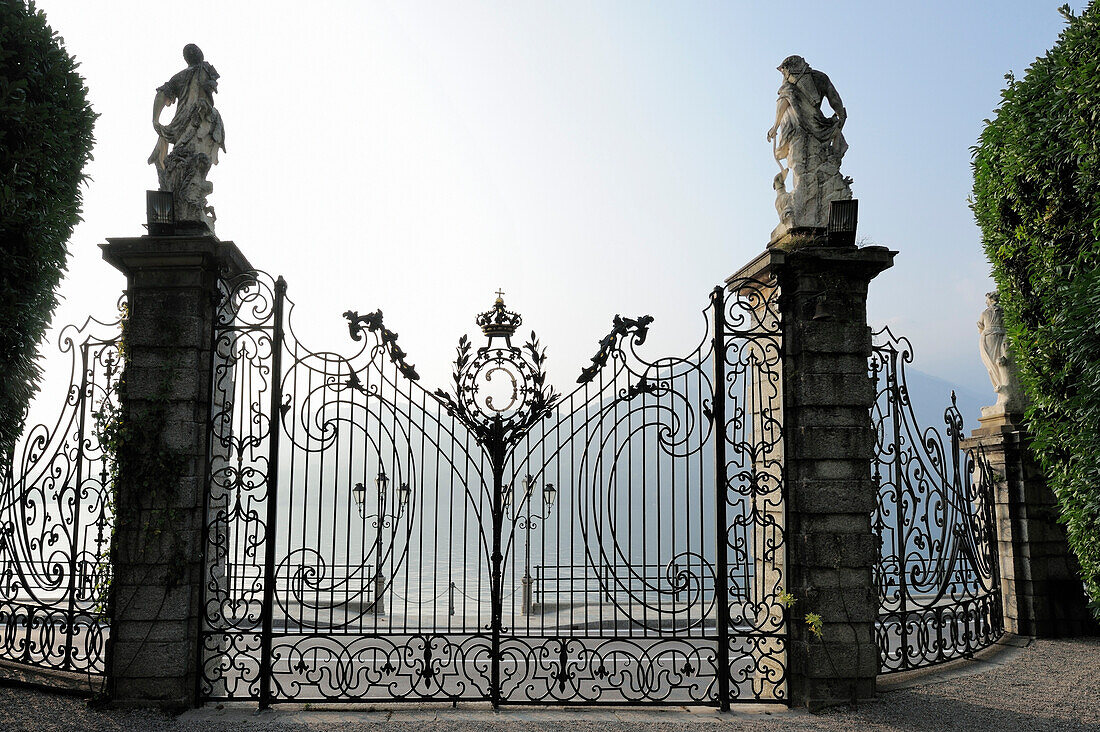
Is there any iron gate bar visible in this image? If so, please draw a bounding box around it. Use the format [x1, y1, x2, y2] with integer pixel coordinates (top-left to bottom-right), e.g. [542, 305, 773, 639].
[886, 343, 908, 670]
[490, 419, 504, 709]
[63, 340, 91, 672]
[195, 280, 223, 706]
[258, 276, 287, 708]
[711, 285, 730, 711]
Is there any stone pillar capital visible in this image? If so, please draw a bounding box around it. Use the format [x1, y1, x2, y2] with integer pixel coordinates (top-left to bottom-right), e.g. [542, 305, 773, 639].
[100, 233, 251, 282]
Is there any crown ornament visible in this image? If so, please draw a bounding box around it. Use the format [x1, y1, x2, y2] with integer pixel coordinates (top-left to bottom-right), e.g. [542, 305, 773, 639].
[476, 290, 523, 351]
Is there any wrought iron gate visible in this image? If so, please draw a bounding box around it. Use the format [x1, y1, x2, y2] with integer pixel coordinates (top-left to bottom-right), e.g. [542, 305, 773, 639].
[0, 309, 122, 676]
[870, 328, 1003, 673]
[199, 272, 786, 706]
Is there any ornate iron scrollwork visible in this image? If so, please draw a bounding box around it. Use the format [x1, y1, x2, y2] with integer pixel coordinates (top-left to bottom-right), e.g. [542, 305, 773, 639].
[871, 327, 1003, 674]
[202, 275, 787, 707]
[0, 302, 124, 679]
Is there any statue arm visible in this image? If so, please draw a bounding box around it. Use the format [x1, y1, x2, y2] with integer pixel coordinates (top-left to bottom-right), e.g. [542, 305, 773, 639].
[147, 89, 175, 167]
[823, 79, 846, 125]
[767, 95, 790, 142]
[151, 89, 175, 133]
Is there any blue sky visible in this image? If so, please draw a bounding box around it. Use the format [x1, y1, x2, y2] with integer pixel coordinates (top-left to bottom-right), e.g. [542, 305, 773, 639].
[28, 0, 1090, 421]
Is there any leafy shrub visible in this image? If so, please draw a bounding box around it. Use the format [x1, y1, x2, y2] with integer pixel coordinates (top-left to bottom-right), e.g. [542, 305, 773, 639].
[0, 0, 96, 462]
[971, 3, 1100, 614]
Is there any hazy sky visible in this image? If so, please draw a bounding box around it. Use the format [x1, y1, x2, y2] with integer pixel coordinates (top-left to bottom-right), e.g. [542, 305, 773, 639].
[27, 0, 1088, 413]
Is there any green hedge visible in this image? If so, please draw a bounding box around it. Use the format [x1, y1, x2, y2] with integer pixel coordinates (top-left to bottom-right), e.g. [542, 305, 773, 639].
[0, 1, 96, 463]
[972, 2, 1100, 615]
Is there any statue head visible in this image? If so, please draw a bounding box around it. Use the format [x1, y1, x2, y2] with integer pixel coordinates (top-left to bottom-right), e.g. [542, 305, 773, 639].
[986, 290, 1000, 306]
[183, 44, 204, 66]
[778, 55, 809, 78]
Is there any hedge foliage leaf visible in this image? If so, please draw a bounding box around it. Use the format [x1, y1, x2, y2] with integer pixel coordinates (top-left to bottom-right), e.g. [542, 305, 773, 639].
[972, 2, 1100, 615]
[0, 0, 96, 463]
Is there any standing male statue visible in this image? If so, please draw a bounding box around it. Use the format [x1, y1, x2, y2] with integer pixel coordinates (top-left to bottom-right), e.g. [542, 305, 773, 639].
[977, 291, 1025, 417]
[148, 44, 225, 231]
[766, 55, 852, 242]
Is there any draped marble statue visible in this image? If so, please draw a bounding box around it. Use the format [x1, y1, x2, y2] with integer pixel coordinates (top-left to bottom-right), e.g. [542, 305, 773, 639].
[148, 44, 225, 230]
[978, 291, 1025, 417]
[767, 55, 852, 242]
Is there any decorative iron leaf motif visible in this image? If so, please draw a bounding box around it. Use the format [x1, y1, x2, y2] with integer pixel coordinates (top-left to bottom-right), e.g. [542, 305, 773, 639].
[578, 314, 655, 384]
[343, 309, 420, 381]
[625, 376, 658, 401]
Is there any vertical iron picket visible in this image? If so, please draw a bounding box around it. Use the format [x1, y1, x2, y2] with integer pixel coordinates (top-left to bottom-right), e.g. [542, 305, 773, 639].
[490, 420, 505, 709]
[63, 341, 91, 671]
[887, 344, 908, 667]
[258, 276, 287, 708]
[983, 458, 1003, 635]
[711, 285, 730, 710]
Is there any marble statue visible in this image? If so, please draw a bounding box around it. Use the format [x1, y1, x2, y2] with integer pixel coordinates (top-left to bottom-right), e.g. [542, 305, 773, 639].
[766, 55, 852, 242]
[148, 44, 225, 230]
[978, 291, 1025, 417]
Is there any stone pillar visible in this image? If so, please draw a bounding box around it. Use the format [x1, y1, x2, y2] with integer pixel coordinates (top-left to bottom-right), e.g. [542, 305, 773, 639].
[961, 415, 1093, 637]
[729, 240, 894, 712]
[100, 233, 250, 709]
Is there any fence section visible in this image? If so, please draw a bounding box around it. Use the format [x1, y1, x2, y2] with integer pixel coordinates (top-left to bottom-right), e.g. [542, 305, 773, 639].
[0, 309, 122, 677]
[870, 327, 1003, 673]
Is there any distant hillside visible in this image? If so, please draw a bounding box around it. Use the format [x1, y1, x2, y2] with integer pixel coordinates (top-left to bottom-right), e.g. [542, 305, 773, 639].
[897, 367, 987, 436]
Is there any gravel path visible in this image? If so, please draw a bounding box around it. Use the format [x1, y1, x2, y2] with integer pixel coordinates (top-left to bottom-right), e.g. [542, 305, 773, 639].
[1, 638, 1097, 731]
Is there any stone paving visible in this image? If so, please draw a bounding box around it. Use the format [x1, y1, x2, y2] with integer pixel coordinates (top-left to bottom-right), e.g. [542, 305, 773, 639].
[1, 637, 1098, 731]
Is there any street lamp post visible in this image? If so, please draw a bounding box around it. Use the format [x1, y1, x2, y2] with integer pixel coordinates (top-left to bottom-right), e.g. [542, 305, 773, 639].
[351, 469, 410, 615]
[515, 474, 556, 615]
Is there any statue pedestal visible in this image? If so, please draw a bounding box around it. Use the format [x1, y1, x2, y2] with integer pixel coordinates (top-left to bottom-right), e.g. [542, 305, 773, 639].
[973, 411, 1024, 436]
[768, 227, 827, 250]
[961, 414, 1094, 637]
